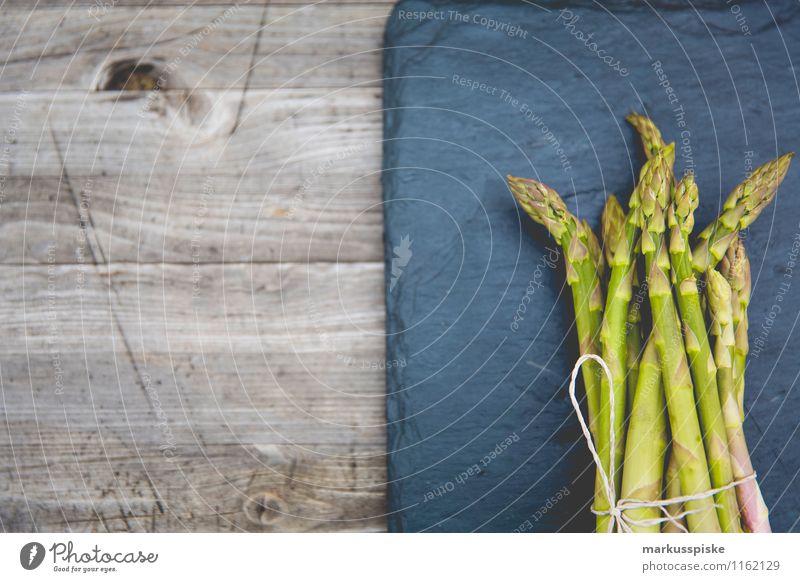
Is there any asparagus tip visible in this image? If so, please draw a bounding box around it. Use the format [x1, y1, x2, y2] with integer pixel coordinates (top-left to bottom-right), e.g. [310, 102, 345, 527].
[627, 113, 667, 159]
[507, 175, 572, 243]
[707, 269, 734, 326]
[601, 194, 625, 264]
[673, 173, 699, 233]
[723, 153, 794, 228]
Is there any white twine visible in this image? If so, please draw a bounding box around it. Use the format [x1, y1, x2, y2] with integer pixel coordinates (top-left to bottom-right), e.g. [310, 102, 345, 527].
[569, 354, 756, 533]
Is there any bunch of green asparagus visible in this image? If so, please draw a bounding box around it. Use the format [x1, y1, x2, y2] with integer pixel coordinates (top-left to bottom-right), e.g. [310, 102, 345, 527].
[508, 114, 793, 533]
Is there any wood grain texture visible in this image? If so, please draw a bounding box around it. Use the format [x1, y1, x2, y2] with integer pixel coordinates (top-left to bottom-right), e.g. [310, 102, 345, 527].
[0, 262, 388, 531]
[0, 89, 382, 176]
[0, 1, 391, 532]
[2, 0, 396, 5]
[0, 176, 88, 264]
[0, 4, 391, 91]
[2, 441, 387, 532]
[1, 169, 384, 264]
[0, 88, 383, 263]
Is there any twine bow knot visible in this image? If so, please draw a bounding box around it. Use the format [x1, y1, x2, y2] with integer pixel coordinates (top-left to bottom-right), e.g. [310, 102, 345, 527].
[568, 354, 756, 533]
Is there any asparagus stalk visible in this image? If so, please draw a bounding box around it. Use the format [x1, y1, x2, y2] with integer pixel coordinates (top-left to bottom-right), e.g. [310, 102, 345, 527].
[641, 143, 722, 532]
[620, 337, 667, 532]
[624, 113, 663, 412]
[625, 135, 689, 533]
[602, 195, 626, 268]
[663, 452, 686, 533]
[603, 194, 643, 411]
[625, 116, 688, 533]
[626, 110, 710, 533]
[720, 235, 750, 419]
[625, 294, 643, 411]
[668, 175, 741, 532]
[626, 112, 666, 159]
[508, 176, 604, 430]
[707, 270, 771, 532]
[693, 154, 794, 272]
[584, 218, 606, 282]
[596, 171, 649, 532]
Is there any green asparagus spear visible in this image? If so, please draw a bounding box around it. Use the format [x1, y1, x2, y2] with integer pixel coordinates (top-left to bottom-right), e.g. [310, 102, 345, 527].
[603, 195, 642, 405]
[596, 155, 659, 532]
[602, 195, 626, 267]
[624, 113, 664, 412]
[668, 175, 741, 532]
[720, 235, 750, 420]
[584, 218, 606, 282]
[626, 113, 666, 159]
[707, 270, 771, 532]
[663, 452, 686, 533]
[625, 119, 692, 533]
[625, 295, 643, 411]
[626, 113, 699, 534]
[625, 115, 687, 534]
[641, 143, 722, 532]
[693, 154, 793, 272]
[620, 337, 667, 532]
[508, 176, 604, 431]
[602, 194, 643, 412]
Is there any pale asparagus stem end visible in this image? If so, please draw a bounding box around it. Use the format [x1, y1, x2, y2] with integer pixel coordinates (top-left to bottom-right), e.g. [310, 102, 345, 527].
[707, 269, 771, 533]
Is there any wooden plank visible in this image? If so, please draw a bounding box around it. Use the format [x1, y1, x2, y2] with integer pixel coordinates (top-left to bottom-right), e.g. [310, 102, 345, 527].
[0, 261, 387, 531]
[0, 89, 382, 178]
[0, 176, 88, 264]
[86, 173, 384, 263]
[0, 263, 387, 428]
[0, 88, 383, 263]
[0, 262, 387, 442]
[2, 171, 384, 264]
[0, 442, 387, 532]
[0, 5, 258, 92]
[2, 1, 396, 5]
[0, 4, 390, 91]
[249, 4, 388, 88]
[0, 0, 392, 534]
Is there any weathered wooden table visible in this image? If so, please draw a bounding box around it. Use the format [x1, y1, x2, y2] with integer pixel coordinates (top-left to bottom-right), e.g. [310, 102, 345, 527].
[0, 0, 393, 532]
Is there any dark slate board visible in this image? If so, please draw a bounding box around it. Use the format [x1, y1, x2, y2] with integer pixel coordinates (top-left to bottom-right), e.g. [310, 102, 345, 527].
[382, 0, 800, 532]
